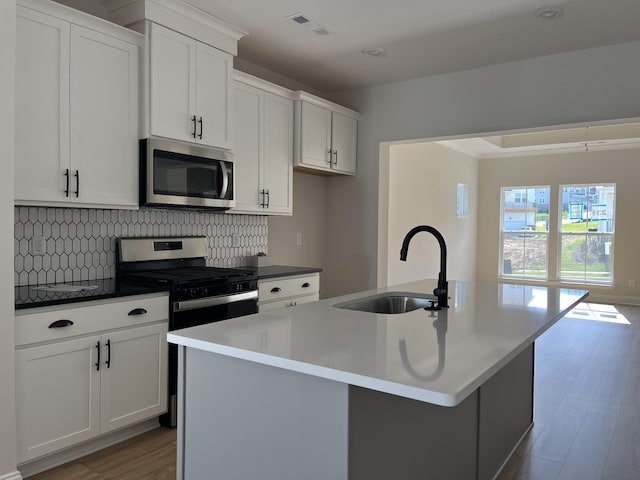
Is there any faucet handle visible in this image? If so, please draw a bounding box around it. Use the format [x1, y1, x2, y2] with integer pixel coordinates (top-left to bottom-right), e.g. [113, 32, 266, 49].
[424, 300, 441, 311]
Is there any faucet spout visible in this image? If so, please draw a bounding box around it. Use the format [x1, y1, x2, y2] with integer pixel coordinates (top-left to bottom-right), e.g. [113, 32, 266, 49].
[400, 225, 448, 309]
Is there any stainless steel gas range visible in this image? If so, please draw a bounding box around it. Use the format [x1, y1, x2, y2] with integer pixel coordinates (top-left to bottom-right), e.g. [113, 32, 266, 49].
[116, 236, 258, 427]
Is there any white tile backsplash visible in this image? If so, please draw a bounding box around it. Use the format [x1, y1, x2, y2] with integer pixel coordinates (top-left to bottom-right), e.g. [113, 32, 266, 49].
[14, 206, 268, 286]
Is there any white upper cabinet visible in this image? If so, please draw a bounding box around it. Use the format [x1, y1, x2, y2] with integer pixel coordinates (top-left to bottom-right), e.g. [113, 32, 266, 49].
[15, 0, 141, 209]
[149, 23, 232, 150]
[294, 92, 359, 176]
[230, 73, 293, 215]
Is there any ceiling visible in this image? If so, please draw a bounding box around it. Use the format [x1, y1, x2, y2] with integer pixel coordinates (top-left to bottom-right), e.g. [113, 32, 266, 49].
[185, 0, 640, 92]
[438, 123, 640, 158]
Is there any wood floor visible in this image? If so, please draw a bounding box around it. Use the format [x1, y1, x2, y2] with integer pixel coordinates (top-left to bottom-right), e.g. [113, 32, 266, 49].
[28, 427, 176, 480]
[27, 302, 640, 480]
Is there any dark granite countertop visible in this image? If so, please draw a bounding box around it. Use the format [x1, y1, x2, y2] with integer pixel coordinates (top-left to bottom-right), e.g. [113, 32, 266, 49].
[245, 265, 322, 280]
[15, 278, 170, 311]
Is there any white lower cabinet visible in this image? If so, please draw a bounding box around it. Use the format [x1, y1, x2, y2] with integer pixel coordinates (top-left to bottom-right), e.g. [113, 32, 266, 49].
[15, 294, 169, 464]
[258, 273, 320, 312]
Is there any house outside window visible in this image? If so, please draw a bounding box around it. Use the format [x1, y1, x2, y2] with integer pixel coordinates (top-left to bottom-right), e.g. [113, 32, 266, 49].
[559, 184, 615, 284]
[500, 186, 550, 280]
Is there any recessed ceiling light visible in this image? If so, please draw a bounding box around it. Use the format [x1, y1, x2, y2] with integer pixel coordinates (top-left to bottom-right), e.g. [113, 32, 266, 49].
[362, 48, 385, 57]
[535, 6, 564, 19]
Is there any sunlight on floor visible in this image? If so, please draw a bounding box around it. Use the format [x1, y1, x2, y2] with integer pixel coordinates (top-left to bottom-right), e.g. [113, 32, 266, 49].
[565, 302, 631, 324]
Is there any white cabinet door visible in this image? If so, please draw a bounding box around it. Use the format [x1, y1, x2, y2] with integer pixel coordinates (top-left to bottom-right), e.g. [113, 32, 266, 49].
[16, 335, 101, 463]
[233, 82, 262, 212]
[231, 80, 293, 215]
[196, 42, 233, 149]
[263, 92, 293, 214]
[149, 23, 232, 150]
[150, 22, 196, 143]
[330, 112, 357, 175]
[15, 6, 70, 204]
[100, 323, 168, 434]
[70, 25, 138, 207]
[299, 101, 332, 170]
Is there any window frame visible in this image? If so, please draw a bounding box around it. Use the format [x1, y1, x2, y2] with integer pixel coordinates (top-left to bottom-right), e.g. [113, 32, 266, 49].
[558, 183, 616, 286]
[499, 185, 550, 281]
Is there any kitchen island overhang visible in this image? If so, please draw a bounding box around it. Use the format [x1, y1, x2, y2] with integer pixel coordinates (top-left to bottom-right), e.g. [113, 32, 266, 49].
[168, 280, 588, 480]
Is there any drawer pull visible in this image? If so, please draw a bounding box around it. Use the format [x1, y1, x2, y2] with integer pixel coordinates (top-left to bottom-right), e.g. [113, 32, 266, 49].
[48, 319, 74, 328]
[270, 287, 282, 293]
[128, 308, 148, 316]
[301, 283, 311, 288]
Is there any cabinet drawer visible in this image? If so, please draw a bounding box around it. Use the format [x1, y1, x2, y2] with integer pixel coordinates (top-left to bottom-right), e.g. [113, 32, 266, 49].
[258, 293, 319, 313]
[258, 274, 319, 302]
[16, 293, 169, 347]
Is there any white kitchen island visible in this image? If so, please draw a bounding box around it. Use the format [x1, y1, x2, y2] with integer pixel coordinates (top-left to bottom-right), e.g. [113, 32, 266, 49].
[167, 280, 587, 480]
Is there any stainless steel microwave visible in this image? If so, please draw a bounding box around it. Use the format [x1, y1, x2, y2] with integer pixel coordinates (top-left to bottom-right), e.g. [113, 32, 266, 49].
[140, 138, 235, 210]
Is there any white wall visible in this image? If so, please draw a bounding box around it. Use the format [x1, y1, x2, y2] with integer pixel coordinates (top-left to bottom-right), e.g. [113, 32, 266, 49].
[477, 147, 640, 303]
[326, 41, 640, 298]
[268, 172, 328, 296]
[386, 143, 478, 286]
[0, 1, 18, 478]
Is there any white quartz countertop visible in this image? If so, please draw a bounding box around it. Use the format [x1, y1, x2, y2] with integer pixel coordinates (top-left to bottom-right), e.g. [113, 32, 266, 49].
[167, 280, 588, 407]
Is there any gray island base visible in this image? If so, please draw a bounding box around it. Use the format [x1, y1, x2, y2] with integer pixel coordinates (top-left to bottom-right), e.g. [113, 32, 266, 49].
[169, 280, 587, 480]
[178, 343, 532, 480]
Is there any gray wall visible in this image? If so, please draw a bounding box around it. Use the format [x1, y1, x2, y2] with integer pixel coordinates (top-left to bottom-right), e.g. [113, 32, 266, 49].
[1, 1, 17, 478]
[326, 41, 640, 298]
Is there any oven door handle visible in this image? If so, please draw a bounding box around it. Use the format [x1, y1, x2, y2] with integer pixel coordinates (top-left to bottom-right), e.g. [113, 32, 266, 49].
[173, 290, 258, 312]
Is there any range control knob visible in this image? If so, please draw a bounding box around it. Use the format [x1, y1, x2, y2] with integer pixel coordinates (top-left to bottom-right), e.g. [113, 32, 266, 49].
[188, 288, 199, 299]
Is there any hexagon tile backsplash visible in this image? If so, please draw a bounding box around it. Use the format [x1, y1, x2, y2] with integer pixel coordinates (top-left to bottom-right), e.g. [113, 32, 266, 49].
[14, 206, 268, 287]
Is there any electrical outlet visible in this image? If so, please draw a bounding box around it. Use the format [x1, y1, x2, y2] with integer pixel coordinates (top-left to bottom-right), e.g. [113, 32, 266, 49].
[232, 234, 240, 248]
[296, 233, 302, 246]
[30, 236, 46, 256]
[629, 279, 636, 288]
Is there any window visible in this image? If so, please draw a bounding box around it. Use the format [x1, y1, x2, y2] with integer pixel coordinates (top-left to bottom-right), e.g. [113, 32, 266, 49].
[500, 186, 550, 280]
[559, 184, 615, 285]
[457, 183, 469, 217]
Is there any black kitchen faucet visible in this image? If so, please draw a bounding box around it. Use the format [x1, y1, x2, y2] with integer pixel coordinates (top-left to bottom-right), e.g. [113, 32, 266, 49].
[400, 225, 449, 309]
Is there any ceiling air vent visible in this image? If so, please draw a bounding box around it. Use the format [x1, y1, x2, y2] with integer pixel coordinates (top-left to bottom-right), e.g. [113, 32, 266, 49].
[286, 13, 330, 36]
[287, 13, 310, 24]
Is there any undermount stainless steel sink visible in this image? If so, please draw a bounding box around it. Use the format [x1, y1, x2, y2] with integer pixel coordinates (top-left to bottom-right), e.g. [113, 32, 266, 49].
[333, 292, 437, 314]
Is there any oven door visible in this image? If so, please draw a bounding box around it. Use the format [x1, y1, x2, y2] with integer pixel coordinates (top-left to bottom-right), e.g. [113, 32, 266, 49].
[142, 138, 235, 209]
[163, 290, 258, 427]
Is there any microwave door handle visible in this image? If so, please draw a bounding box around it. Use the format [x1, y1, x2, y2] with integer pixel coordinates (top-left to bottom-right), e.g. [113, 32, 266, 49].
[219, 160, 229, 199]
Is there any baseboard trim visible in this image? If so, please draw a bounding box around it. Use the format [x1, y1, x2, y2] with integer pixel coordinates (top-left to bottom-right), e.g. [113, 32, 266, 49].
[585, 294, 640, 306]
[18, 419, 161, 479]
[0, 471, 24, 480]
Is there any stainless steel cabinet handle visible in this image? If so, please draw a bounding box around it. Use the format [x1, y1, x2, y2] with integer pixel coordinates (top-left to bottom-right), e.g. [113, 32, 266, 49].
[49, 319, 74, 328]
[333, 150, 338, 166]
[260, 189, 266, 208]
[198, 116, 203, 139]
[192, 115, 197, 138]
[327, 149, 332, 164]
[265, 189, 270, 208]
